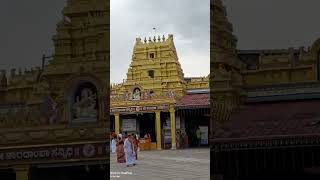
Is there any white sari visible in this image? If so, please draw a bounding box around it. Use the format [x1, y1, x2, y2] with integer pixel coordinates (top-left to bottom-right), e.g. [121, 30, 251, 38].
[124, 138, 136, 166]
[111, 138, 117, 153]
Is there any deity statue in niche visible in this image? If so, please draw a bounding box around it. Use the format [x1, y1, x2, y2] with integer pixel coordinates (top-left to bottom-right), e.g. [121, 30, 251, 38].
[132, 88, 141, 101]
[72, 86, 98, 122]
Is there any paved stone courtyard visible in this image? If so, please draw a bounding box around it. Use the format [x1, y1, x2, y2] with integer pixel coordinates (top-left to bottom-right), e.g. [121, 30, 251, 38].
[110, 148, 210, 180]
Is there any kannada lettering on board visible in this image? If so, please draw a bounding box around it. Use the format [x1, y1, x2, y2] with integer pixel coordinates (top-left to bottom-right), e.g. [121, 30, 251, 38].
[0, 142, 107, 165]
[111, 105, 168, 113]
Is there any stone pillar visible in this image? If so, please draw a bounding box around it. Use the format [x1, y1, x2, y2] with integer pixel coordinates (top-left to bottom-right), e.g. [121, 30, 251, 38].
[114, 112, 120, 134]
[155, 110, 162, 150]
[169, 107, 176, 150]
[14, 165, 29, 180]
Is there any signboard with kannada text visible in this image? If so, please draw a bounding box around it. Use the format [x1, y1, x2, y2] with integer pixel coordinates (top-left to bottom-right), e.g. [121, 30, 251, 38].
[111, 105, 169, 113]
[0, 142, 108, 166]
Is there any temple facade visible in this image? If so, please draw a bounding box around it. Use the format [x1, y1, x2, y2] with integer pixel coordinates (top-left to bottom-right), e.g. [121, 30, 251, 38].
[110, 34, 210, 150]
[0, 0, 109, 179]
[212, 0, 320, 179]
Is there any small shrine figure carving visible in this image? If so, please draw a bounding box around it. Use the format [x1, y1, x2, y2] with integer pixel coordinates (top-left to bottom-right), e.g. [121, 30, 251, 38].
[144, 91, 150, 100]
[73, 88, 97, 121]
[132, 88, 141, 101]
[124, 91, 129, 101]
[168, 90, 176, 98]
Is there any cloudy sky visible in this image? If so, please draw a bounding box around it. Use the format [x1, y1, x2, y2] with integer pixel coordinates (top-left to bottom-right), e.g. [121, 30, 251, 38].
[3, 1, 319, 82]
[110, 0, 210, 83]
[0, 0, 66, 74]
[223, 0, 320, 50]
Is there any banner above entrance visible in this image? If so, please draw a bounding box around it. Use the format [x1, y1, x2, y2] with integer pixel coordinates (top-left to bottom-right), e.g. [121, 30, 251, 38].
[0, 142, 108, 166]
[111, 105, 169, 113]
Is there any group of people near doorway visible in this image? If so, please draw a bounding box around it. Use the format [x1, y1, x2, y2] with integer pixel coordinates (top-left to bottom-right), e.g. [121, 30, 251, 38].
[110, 131, 140, 167]
[176, 129, 189, 149]
[176, 127, 203, 148]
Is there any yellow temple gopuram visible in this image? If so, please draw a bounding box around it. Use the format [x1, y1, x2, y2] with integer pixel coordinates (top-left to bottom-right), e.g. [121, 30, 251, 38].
[110, 34, 210, 150]
[0, 0, 109, 179]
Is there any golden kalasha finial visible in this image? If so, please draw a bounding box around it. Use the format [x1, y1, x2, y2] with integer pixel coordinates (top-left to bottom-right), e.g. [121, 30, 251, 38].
[157, 35, 161, 42]
[162, 35, 165, 42]
[153, 36, 156, 42]
[144, 37, 147, 43]
[148, 37, 152, 42]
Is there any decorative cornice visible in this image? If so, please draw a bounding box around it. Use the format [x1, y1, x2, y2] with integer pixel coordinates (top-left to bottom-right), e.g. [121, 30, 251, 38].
[212, 134, 320, 151]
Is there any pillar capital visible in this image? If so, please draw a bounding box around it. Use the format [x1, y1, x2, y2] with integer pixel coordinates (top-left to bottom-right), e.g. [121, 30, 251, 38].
[154, 110, 161, 114]
[169, 105, 175, 113]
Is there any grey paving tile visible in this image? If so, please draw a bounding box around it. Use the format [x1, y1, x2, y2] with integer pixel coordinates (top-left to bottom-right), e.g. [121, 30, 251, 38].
[110, 148, 210, 180]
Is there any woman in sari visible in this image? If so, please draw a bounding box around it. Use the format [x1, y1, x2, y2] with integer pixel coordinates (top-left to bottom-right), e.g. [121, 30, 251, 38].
[111, 136, 117, 153]
[124, 134, 136, 167]
[132, 134, 139, 160]
[116, 136, 126, 163]
[144, 133, 152, 150]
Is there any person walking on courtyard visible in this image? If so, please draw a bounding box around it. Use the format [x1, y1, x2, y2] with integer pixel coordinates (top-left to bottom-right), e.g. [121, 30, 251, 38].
[124, 134, 136, 167]
[111, 136, 117, 153]
[133, 134, 139, 160]
[116, 136, 126, 163]
[196, 127, 201, 147]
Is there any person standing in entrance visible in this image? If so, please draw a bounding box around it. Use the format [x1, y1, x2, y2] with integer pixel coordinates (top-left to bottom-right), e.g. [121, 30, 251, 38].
[133, 134, 139, 160]
[196, 127, 201, 147]
[124, 134, 136, 167]
[144, 133, 152, 150]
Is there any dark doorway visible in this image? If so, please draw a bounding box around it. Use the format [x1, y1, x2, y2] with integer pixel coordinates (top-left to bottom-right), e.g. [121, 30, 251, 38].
[0, 169, 15, 180]
[184, 109, 209, 147]
[138, 113, 156, 142]
[31, 164, 108, 180]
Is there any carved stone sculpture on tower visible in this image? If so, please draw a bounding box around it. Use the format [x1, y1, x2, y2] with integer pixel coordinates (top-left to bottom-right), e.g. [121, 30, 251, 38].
[132, 88, 141, 101]
[72, 88, 97, 121]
